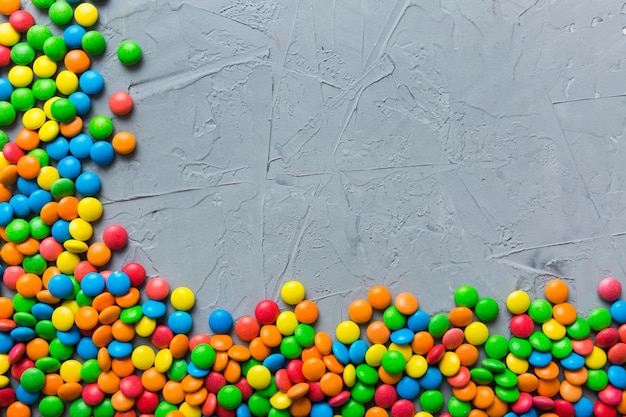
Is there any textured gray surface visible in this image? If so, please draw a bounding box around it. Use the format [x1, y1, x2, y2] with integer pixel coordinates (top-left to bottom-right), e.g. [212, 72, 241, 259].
[41, 1, 626, 333]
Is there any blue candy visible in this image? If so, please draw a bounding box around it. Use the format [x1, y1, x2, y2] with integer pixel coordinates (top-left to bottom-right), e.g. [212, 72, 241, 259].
[142, 299, 167, 319]
[168, 311, 193, 334]
[407, 310, 430, 332]
[390, 328, 414, 344]
[348, 340, 368, 364]
[418, 367, 442, 390]
[331, 341, 350, 365]
[208, 309, 234, 334]
[106, 271, 131, 296]
[396, 375, 420, 400]
[80, 272, 105, 296]
[47, 273, 75, 299]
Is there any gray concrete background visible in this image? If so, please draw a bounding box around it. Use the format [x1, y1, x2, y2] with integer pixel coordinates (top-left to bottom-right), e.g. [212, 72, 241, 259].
[24, 1, 626, 333]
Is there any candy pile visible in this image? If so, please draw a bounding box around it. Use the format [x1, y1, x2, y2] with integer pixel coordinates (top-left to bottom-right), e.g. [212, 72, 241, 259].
[0, 1, 625, 417]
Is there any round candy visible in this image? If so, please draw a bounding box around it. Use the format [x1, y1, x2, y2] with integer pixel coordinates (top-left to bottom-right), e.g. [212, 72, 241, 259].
[117, 40, 142, 65]
[108, 91, 133, 116]
[81, 31, 106, 55]
[255, 300, 279, 324]
[209, 309, 233, 334]
[170, 287, 195, 311]
[598, 277, 622, 302]
[506, 290, 531, 314]
[74, 3, 99, 27]
[280, 280, 306, 305]
[454, 285, 479, 308]
[102, 224, 128, 249]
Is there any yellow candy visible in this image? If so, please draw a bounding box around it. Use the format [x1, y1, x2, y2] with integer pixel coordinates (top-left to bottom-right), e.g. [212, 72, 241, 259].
[56, 70, 79, 95]
[439, 351, 461, 377]
[63, 239, 89, 253]
[74, 3, 99, 27]
[270, 392, 292, 410]
[33, 55, 58, 78]
[280, 280, 306, 305]
[43, 97, 59, 120]
[69, 218, 93, 241]
[415, 413, 434, 417]
[51, 306, 75, 331]
[0, 375, 8, 388]
[179, 402, 202, 417]
[37, 166, 60, 190]
[505, 353, 529, 374]
[62, 300, 80, 314]
[0, 154, 10, 171]
[506, 290, 531, 314]
[276, 311, 299, 336]
[542, 318, 566, 340]
[170, 287, 195, 311]
[0, 23, 19, 46]
[406, 354, 428, 378]
[0, 354, 9, 374]
[154, 348, 173, 373]
[365, 344, 387, 367]
[135, 316, 157, 337]
[247, 365, 272, 389]
[335, 320, 360, 344]
[388, 342, 412, 361]
[39, 120, 59, 142]
[56, 250, 80, 274]
[464, 322, 489, 345]
[343, 363, 356, 387]
[132, 345, 156, 370]
[585, 346, 607, 369]
[22, 108, 46, 130]
[60, 359, 82, 383]
[8, 65, 33, 87]
[77, 197, 103, 222]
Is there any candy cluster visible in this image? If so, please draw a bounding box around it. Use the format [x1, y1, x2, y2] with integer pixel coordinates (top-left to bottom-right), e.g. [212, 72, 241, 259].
[0, 1, 625, 417]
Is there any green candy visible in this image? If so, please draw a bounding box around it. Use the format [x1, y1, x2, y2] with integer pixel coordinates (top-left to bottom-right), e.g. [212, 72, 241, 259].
[256, 377, 278, 397]
[484, 335, 509, 359]
[50, 98, 77, 123]
[50, 178, 76, 199]
[93, 398, 115, 417]
[217, 385, 242, 409]
[0, 101, 15, 126]
[350, 381, 375, 403]
[427, 313, 450, 338]
[20, 367, 45, 392]
[279, 335, 302, 359]
[35, 320, 57, 340]
[508, 337, 532, 359]
[48, 1, 73, 26]
[32, 0, 54, 8]
[447, 396, 472, 417]
[268, 408, 290, 417]
[10, 42, 36, 65]
[586, 369, 609, 391]
[13, 294, 36, 312]
[293, 323, 315, 347]
[454, 285, 479, 308]
[529, 331, 553, 352]
[49, 338, 74, 360]
[494, 369, 518, 388]
[567, 317, 591, 339]
[495, 386, 520, 403]
[381, 350, 405, 374]
[32, 78, 57, 101]
[342, 399, 365, 417]
[117, 40, 142, 65]
[120, 305, 143, 324]
[69, 399, 93, 417]
[528, 299, 553, 323]
[0, 131, 8, 148]
[80, 358, 102, 383]
[475, 297, 499, 322]
[551, 337, 573, 359]
[28, 149, 49, 167]
[35, 356, 61, 373]
[470, 367, 494, 385]
[167, 358, 187, 381]
[29, 217, 51, 240]
[75, 290, 93, 307]
[10, 87, 34, 111]
[248, 393, 272, 416]
[240, 358, 261, 376]
[355, 364, 379, 385]
[43, 36, 67, 61]
[26, 25, 52, 50]
[6, 218, 30, 242]
[82, 31, 107, 55]
[482, 358, 506, 373]
[154, 401, 177, 417]
[13, 312, 36, 327]
[587, 307, 612, 331]
[89, 115, 114, 140]
[420, 390, 444, 413]
[383, 306, 407, 330]
[39, 396, 65, 417]
[23, 254, 47, 275]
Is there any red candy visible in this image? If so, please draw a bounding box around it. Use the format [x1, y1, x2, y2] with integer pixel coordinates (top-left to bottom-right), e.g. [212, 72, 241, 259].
[189, 334, 211, 350]
[328, 390, 350, 407]
[205, 372, 227, 393]
[109, 91, 134, 116]
[553, 399, 575, 417]
[598, 277, 622, 302]
[594, 401, 617, 417]
[596, 328, 620, 349]
[135, 390, 159, 413]
[447, 366, 470, 388]
[2, 142, 24, 164]
[391, 399, 415, 417]
[571, 337, 595, 356]
[202, 393, 217, 416]
[145, 277, 170, 300]
[0, 45, 10, 67]
[599, 384, 623, 406]
[216, 404, 237, 417]
[275, 369, 292, 392]
[374, 384, 397, 408]
[10, 357, 33, 380]
[120, 375, 144, 398]
[254, 300, 280, 325]
[122, 262, 146, 287]
[442, 328, 464, 350]
[307, 381, 325, 402]
[7, 343, 24, 363]
[82, 383, 106, 406]
[286, 359, 305, 383]
[511, 392, 533, 414]
[0, 388, 16, 407]
[234, 377, 253, 400]
[150, 325, 173, 349]
[533, 395, 555, 410]
[9, 10, 35, 32]
[235, 315, 260, 342]
[426, 344, 445, 364]
[39, 237, 64, 261]
[608, 342, 626, 364]
[510, 314, 534, 338]
[103, 224, 129, 250]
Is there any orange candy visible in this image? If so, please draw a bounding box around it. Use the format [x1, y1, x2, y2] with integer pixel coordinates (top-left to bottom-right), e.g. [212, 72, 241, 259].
[394, 292, 418, 315]
[185, 387, 208, 406]
[228, 345, 250, 362]
[57, 382, 83, 401]
[551, 302, 577, 325]
[141, 367, 166, 392]
[112, 131, 137, 154]
[170, 334, 189, 358]
[111, 390, 135, 411]
[537, 378, 560, 397]
[289, 397, 312, 417]
[87, 241, 112, 266]
[15, 273, 42, 298]
[16, 155, 40, 179]
[319, 372, 343, 396]
[348, 299, 373, 323]
[473, 385, 495, 409]
[365, 407, 389, 417]
[25, 337, 49, 360]
[449, 306, 474, 327]
[210, 334, 234, 351]
[57, 196, 79, 221]
[40, 202, 60, 225]
[534, 361, 559, 380]
[15, 237, 39, 256]
[456, 344, 479, 367]
[64, 49, 91, 73]
[223, 359, 241, 383]
[559, 380, 582, 402]
[453, 380, 477, 402]
[2, 242, 24, 265]
[112, 320, 136, 342]
[249, 337, 271, 361]
[564, 367, 588, 385]
[42, 373, 64, 396]
[7, 401, 31, 417]
[60, 116, 83, 138]
[517, 372, 539, 392]
[259, 325, 282, 348]
[162, 380, 186, 404]
[0, 297, 13, 318]
[545, 279, 569, 304]
[97, 370, 121, 394]
[411, 331, 435, 355]
[366, 321, 390, 345]
[314, 331, 333, 355]
[368, 285, 391, 310]
[112, 357, 135, 378]
[294, 299, 319, 324]
[74, 306, 99, 330]
[301, 357, 326, 381]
